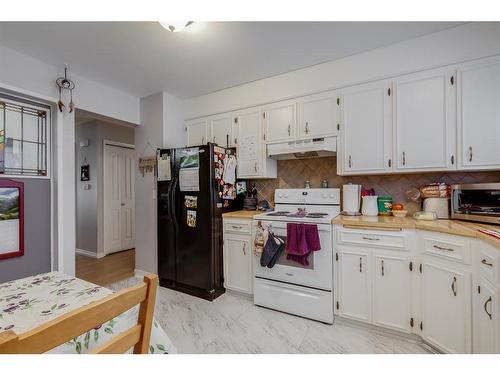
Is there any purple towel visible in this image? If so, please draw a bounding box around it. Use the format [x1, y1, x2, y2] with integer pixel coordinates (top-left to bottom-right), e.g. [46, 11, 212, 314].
[285, 223, 321, 266]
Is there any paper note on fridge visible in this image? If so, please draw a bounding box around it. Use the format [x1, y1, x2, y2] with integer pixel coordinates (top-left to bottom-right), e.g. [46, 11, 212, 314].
[157, 156, 171, 181]
[179, 168, 200, 192]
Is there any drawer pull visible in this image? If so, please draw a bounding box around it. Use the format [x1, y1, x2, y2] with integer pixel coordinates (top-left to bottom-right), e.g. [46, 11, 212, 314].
[451, 276, 457, 296]
[359, 257, 363, 273]
[231, 225, 243, 230]
[381, 260, 385, 276]
[481, 259, 493, 267]
[433, 245, 454, 252]
[363, 236, 380, 241]
[484, 296, 492, 320]
[242, 243, 246, 255]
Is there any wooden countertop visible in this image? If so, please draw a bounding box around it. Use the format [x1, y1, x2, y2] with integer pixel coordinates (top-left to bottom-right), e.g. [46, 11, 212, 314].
[332, 215, 500, 249]
[222, 210, 261, 219]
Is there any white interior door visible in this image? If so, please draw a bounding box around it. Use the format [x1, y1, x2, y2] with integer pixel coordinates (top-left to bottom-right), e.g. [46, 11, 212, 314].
[104, 143, 135, 255]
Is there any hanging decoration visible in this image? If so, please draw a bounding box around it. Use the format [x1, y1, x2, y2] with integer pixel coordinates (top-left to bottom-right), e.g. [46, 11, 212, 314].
[55, 66, 76, 113]
[138, 141, 157, 177]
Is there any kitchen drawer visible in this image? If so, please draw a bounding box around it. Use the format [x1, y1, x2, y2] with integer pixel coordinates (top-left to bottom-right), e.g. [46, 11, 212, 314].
[478, 241, 500, 286]
[223, 219, 252, 235]
[337, 227, 407, 250]
[420, 231, 472, 264]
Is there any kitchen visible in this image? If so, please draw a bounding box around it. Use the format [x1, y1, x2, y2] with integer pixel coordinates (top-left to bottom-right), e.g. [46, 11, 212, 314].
[162, 24, 500, 354]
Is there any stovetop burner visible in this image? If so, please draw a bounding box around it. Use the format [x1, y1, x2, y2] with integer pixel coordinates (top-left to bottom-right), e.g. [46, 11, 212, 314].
[266, 211, 291, 216]
[306, 212, 329, 218]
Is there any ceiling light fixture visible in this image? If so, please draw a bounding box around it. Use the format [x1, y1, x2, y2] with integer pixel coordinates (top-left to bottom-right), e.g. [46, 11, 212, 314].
[159, 21, 193, 33]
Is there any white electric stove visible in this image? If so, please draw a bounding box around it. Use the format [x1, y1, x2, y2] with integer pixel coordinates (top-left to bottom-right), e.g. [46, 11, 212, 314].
[252, 188, 340, 324]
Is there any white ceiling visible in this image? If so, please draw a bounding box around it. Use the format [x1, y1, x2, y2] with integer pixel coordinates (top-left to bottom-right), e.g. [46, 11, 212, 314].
[0, 22, 465, 98]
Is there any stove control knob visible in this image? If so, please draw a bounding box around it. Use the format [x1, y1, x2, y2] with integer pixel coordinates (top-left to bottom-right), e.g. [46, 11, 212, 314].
[329, 194, 335, 198]
[322, 193, 327, 198]
[284, 193, 289, 198]
[278, 193, 283, 198]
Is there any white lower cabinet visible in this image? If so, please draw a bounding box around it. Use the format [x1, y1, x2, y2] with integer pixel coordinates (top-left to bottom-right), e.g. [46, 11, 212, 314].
[334, 226, 500, 353]
[222, 218, 253, 295]
[337, 248, 371, 323]
[373, 253, 412, 332]
[421, 258, 472, 353]
[473, 277, 499, 353]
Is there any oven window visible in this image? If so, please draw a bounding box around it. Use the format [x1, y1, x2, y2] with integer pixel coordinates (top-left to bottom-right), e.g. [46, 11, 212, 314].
[455, 190, 500, 215]
[274, 235, 315, 270]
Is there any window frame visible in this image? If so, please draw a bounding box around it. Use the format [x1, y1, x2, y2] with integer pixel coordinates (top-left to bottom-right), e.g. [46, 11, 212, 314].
[0, 94, 51, 179]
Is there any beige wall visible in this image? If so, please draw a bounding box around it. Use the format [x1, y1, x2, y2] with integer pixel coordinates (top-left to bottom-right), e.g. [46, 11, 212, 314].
[251, 157, 500, 214]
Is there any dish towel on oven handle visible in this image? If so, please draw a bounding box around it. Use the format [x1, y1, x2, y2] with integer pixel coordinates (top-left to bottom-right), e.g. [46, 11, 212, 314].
[260, 232, 285, 268]
[285, 223, 321, 266]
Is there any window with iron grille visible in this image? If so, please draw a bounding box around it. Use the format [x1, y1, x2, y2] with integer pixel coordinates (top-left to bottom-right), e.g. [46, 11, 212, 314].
[0, 95, 49, 177]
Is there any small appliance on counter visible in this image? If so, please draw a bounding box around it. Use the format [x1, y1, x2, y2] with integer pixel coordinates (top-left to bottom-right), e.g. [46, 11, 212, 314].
[451, 183, 500, 225]
[420, 182, 451, 219]
[423, 197, 450, 219]
[342, 184, 361, 215]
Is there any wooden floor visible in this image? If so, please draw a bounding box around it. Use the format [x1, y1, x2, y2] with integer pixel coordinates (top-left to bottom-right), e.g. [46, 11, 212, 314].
[76, 249, 135, 286]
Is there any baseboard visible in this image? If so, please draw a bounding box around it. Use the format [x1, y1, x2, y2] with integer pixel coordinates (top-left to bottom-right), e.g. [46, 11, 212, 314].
[76, 248, 103, 259]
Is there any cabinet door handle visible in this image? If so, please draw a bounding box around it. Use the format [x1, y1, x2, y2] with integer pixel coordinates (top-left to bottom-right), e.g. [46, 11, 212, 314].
[242, 243, 246, 255]
[202, 137, 205, 144]
[381, 259, 385, 276]
[348, 155, 352, 168]
[469, 146, 473, 162]
[451, 155, 455, 165]
[388, 159, 392, 168]
[213, 136, 216, 143]
[433, 245, 454, 252]
[234, 137, 238, 145]
[254, 162, 258, 173]
[481, 259, 493, 267]
[359, 257, 362, 273]
[484, 296, 492, 320]
[451, 276, 457, 296]
[288, 124, 291, 136]
[402, 151, 406, 166]
[305, 121, 309, 134]
[362, 236, 380, 241]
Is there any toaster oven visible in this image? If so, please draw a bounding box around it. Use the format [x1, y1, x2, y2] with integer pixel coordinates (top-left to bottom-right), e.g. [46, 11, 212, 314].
[451, 183, 500, 225]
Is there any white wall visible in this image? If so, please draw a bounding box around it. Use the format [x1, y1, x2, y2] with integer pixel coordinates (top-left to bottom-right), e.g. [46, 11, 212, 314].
[185, 22, 500, 119]
[135, 91, 184, 274]
[0, 43, 141, 276]
[0, 45, 140, 124]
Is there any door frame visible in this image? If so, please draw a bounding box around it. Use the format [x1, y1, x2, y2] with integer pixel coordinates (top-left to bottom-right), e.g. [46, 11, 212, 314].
[102, 140, 135, 257]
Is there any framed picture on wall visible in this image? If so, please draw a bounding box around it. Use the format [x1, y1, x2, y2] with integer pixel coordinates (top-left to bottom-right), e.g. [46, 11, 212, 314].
[0, 179, 24, 260]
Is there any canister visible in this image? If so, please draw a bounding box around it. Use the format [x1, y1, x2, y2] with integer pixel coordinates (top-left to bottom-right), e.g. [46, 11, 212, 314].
[377, 196, 393, 215]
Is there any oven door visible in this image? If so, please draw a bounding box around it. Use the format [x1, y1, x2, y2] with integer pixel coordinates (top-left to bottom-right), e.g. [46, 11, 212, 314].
[253, 220, 333, 291]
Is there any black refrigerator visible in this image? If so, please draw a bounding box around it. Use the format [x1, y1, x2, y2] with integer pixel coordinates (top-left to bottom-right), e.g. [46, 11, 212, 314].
[157, 143, 243, 301]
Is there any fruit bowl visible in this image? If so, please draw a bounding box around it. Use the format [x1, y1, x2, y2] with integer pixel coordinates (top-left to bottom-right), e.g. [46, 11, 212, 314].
[391, 210, 408, 218]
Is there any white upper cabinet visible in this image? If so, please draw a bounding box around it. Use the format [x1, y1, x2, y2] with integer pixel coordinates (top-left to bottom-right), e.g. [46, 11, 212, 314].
[236, 108, 277, 179]
[458, 57, 500, 169]
[185, 118, 208, 147]
[298, 91, 339, 139]
[393, 68, 457, 172]
[263, 100, 296, 143]
[339, 80, 393, 175]
[210, 113, 235, 148]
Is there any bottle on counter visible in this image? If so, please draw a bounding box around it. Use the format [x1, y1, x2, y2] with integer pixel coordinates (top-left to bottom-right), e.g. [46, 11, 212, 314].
[304, 180, 311, 189]
[321, 179, 328, 188]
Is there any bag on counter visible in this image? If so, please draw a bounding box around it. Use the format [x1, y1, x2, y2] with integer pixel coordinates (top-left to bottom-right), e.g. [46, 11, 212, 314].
[420, 183, 450, 198]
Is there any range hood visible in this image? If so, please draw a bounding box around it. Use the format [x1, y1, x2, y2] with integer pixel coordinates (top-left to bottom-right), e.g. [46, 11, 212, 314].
[267, 136, 337, 160]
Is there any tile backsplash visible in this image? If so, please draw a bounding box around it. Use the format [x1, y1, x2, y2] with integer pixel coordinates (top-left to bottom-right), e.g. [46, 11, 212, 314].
[250, 157, 500, 214]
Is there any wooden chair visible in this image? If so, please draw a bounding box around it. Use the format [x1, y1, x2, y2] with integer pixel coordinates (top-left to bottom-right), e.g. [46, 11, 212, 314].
[0, 274, 158, 354]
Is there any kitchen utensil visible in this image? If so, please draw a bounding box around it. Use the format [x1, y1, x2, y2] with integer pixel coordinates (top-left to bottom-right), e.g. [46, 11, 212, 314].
[377, 196, 393, 215]
[57, 87, 65, 112]
[362, 195, 379, 216]
[342, 184, 362, 215]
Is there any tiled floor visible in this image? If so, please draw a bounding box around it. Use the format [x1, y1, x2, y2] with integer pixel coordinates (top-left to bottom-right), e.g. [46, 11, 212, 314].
[109, 277, 434, 354]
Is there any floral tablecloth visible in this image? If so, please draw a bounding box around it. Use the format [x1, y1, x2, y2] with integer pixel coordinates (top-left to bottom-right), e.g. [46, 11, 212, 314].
[0, 272, 176, 354]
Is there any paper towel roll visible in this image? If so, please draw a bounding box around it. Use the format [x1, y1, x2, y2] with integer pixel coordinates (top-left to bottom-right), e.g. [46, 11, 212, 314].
[343, 184, 361, 214]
